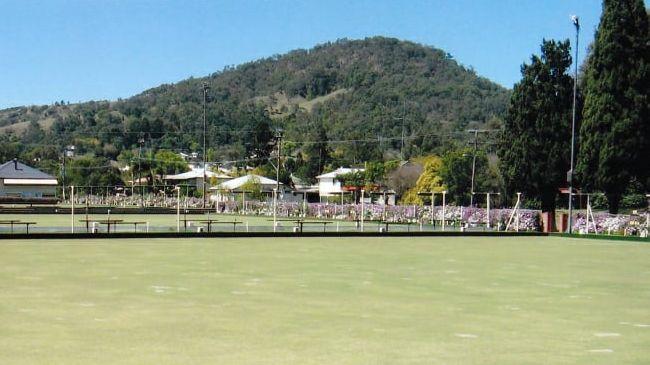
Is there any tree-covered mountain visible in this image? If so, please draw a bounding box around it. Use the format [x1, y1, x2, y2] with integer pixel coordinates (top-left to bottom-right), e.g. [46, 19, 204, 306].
[0, 37, 509, 182]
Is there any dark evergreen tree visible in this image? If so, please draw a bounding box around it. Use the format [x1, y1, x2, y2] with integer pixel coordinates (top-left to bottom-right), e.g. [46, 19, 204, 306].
[498, 39, 575, 215]
[296, 121, 331, 183]
[577, 0, 649, 213]
[243, 107, 274, 166]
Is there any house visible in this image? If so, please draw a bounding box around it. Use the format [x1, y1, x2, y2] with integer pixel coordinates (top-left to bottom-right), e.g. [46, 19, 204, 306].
[290, 174, 320, 203]
[0, 159, 58, 198]
[316, 167, 364, 199]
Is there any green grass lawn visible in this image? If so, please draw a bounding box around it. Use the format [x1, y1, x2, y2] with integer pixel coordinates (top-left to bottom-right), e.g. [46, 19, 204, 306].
[0, 236, 648, 364]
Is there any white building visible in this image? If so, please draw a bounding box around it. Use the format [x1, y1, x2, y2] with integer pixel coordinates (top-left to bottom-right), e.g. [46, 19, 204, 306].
[316, 167, 364, 199]
[0, 160, 58, 198]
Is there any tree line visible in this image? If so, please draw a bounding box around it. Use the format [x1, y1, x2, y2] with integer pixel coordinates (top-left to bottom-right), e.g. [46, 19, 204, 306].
[498, 0, 648, 214]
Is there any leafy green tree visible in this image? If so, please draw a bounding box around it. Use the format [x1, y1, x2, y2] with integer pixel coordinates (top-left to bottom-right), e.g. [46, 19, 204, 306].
[243, 107, 274, 166]
[401, 156, 445, 204]
[153, 150, 188, 176]
[498, 39, 574, 214]
[23, 121, 45, 144]
[66, 156, 123, 188]
[0, 137, 25, 164]
[364, 161, 386, 189]
[23, 145, 60, 175]
[251, 163, 291, 185]
[577, 0, 649, 213]
[239, 176, 264, 200]
[440, 148, 489, 205]
[294, 120, 332, 183]
[336, 171, 365, 190]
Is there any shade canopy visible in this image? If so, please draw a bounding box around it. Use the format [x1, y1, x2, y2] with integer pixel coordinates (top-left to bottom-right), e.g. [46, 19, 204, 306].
[212, 174, 282, 192]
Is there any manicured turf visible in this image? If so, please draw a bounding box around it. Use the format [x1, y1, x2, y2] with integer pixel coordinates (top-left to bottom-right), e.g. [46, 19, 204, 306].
[0, 236, 648, 364]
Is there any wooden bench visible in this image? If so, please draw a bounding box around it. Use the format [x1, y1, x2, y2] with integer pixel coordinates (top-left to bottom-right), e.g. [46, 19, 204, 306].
[378, 221, 415, 232]
[274, 219, 332, 233]
[0, 220, 37, 234]
[197, 220, 242, 232]
[114, 221, 148, 233]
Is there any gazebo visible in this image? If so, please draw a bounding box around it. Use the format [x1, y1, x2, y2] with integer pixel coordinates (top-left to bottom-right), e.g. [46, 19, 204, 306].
[164, 168, 231, 190]
[209, 174, 286, 212]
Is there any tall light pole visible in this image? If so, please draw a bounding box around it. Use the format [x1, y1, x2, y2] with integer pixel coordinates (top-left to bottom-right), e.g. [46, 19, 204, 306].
[202, 82, 210, 208]
[61, 145, 75, 201]
[274, 129, 283, 193]
[568, 15, 580, 234]
[273, 129, 283, 226]
[138, 137, 145, 207]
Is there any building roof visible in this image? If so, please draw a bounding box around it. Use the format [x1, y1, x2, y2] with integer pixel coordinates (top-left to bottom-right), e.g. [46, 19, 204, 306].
[0, 160, 57, 181]
[212, 174, 282, 191]
[316, 167, 365, 179]
[164, 168, 231, 180]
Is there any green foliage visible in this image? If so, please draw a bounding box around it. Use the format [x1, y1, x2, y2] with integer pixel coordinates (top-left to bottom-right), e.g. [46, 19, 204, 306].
[291, 118, 332, 183]
[364, 161, 386, 188]
[0, 136, 26, 167]
[153, 150, 188, 176]
[332, 162, 391, 193]
[336, 171, 365, 190]
[244, 107, 274, 165]
[440, 149, 490, 205]
[239, 176, 264, 200]
[620, 194, 648, 209]
[620, 178, 649, 209]
[401, 156, 445, 204]
[66, 156, 123, 188]
[498, 39, 575, 212]
[577, 0, 649, 213]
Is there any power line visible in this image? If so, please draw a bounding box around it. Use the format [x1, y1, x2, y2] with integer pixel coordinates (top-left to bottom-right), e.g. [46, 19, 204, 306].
[284, 130, 484, 145]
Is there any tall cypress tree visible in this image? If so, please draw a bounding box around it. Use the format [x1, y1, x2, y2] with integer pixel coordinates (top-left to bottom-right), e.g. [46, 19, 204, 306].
[577, 0, 649, 213]
[498, 40, 574, 215]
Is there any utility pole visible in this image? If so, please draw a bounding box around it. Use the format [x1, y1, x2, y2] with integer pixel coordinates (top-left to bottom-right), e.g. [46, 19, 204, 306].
[61, 153, 66, 201]
[467, 129, 489, 206]
[202, 82, 210, 208]
[568, 15, 580, 234]
[393, 100, 408, 161]
[401, 100, 405, 161]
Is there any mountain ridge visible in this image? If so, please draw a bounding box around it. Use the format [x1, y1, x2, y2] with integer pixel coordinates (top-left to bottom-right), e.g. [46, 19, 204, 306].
[0, 36, 510, 176]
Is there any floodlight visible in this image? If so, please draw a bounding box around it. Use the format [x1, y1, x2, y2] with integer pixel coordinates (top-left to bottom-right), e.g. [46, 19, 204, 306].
[571, 15, 579, 29]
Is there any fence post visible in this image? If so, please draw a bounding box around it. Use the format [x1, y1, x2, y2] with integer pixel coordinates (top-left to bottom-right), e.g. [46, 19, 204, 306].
[71, 186, 75, 234]
[442, 191, 447, 231]
[361, 189, 365, 232]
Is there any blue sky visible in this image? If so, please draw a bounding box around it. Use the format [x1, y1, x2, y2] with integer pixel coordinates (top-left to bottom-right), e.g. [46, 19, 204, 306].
[0, 0, 623, 108]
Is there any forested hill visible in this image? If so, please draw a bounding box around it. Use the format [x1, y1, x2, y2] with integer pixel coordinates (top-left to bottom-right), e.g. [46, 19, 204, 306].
[0, 37, 509, 179]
